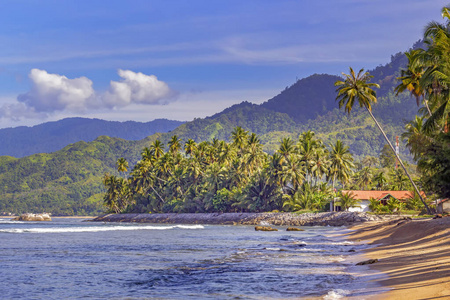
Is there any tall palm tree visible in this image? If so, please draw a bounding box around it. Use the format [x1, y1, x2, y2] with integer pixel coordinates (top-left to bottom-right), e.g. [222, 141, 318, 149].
[328, 140, 354, 192]
[184, 139, 197, 157]
[420, 7, 450, 132]
[357, 167, 373, 190]
[231, 126, 249, 152]
[150, 140, 165, 159]
[335, 67, 431, 213]
[402, 116, 434, 160]
[168, 135, 182, 155]
[373, 171, 387, 191]
[116, 157, 129, 173]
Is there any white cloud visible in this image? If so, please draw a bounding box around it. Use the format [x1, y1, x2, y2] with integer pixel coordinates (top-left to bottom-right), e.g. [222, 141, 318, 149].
[103, 69, 176, 107]
[18, 69, 95, 113]
[1, 69, 176, 121]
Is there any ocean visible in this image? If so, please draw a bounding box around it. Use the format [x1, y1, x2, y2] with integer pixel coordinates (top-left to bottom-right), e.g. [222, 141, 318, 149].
[0, 218, 381, 299]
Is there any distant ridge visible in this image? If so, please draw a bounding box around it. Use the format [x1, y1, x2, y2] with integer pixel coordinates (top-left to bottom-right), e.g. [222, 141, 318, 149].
[0, 118, 184, 157]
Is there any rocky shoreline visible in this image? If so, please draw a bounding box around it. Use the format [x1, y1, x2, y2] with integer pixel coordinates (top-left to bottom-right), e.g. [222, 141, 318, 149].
[90, 212, 406, 226]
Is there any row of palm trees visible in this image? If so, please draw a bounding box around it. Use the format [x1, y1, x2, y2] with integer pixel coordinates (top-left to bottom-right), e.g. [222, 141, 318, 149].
[103, 129, 355, 214]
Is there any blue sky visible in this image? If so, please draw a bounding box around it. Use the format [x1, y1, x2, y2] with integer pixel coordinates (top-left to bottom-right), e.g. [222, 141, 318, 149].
[0, 0, 448, 128]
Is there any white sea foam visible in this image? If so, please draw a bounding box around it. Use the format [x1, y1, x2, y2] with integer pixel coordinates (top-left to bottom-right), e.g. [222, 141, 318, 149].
[323, 289, 350, 299]
[0, 224, 204, 234]
[264, 247, 281, 251]
[330, 241, 354, 246]
[0, 220, 24, 224]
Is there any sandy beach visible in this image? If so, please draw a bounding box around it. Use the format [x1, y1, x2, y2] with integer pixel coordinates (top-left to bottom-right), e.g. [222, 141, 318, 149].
[345, 217, 450, 300]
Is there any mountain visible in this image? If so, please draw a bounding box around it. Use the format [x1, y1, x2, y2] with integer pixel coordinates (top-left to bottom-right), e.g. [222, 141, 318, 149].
[0, 135, 159, 215]
[0, 42, 423, 215]
[0, 118, 184, 158]
[261, 74, 342, 123]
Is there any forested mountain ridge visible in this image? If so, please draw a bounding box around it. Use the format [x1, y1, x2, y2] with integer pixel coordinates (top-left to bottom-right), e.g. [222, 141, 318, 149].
[0, 118, 183, 158]
[0, 42, 423, 215]
[0, 135, 160, 215]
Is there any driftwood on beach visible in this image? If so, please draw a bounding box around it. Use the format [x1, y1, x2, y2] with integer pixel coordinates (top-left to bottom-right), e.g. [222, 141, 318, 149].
[90, 212, 404, 226]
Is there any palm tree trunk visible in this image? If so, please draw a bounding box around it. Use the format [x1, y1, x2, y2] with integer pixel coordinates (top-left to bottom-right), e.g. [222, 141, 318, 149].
[331, 175, 336, 212]
[424, 98, 433, 117]
[365, 107, 432, 214]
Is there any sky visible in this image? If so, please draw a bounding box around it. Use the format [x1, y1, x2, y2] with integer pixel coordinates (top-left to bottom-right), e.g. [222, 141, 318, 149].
[0, 0, 448, 129]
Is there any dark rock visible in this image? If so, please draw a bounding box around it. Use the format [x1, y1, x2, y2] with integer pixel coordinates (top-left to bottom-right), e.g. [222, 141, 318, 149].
[433, 214, 443, 219]
[255, 226, 278, 231]
[356, 259, 378, 265]
[348, 249, 356, 252]
[286, 227, 304, 231]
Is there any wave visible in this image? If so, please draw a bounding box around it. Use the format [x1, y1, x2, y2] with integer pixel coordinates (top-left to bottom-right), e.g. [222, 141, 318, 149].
[0, 220, 24, 224]
[0, 224, 204, 234]
[324, 289, 350, 299]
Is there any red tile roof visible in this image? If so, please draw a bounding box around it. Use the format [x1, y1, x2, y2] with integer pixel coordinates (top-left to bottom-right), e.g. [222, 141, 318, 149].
[437, 198, 450, 205]
[341, 190, 425, 201]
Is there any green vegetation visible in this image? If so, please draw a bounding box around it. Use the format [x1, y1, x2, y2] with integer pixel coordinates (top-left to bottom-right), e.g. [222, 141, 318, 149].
[397, 6, 450, 202]
[0, 136, 156, 215]
[2, 7, 450, 215]
[103, 129, 355, 213]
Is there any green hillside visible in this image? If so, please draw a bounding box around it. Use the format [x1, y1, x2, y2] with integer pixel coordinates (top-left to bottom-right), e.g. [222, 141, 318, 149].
[0, 42, 424, 215]
[0, 118, 183, 158]
[0, 135, 159, 215]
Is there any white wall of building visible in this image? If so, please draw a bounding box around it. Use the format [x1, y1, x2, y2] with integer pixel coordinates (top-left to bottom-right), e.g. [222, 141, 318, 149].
[348, 200, 370, 212]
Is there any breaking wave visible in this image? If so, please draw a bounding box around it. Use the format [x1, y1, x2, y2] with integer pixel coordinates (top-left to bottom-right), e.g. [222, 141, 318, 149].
[0, 224, 204, 234]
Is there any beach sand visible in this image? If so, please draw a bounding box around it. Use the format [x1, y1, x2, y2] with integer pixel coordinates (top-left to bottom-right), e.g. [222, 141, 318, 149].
[346, 217, 450, 300]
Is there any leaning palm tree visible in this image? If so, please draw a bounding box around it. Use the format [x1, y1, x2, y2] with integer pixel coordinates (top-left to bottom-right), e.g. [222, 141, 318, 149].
[335, 67, 431, 213]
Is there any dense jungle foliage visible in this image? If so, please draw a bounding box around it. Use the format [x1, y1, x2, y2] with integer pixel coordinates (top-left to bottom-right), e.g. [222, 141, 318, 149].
[103, 128, 423, 214]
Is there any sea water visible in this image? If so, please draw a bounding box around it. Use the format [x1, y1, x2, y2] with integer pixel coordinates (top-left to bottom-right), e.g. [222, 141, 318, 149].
[0, 218, 381, 299]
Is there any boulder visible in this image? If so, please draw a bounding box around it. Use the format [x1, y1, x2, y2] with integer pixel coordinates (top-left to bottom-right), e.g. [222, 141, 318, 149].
[12, 213, 52, 221]
[255, 226, 278, 231]
[286, 227, 304, 231]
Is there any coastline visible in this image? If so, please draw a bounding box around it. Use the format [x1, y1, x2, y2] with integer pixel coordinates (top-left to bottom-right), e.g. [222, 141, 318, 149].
[345, 217, 450, 299]
[89, 212, 403, 226]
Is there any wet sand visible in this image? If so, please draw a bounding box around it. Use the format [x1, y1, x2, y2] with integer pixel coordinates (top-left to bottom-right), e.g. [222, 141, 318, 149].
[346, 217, 450, 299]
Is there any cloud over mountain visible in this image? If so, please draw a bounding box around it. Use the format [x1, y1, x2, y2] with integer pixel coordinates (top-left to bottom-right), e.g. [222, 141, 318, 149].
[1, 69, 176, 120]
[18, 69, 95, 113]
[103, 69, 176, 107]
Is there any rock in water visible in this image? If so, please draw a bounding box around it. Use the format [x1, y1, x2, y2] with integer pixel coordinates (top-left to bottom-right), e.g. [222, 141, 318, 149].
[286, 227, 304, 231]
[255, 226, 278, 231]
[12, 213, 52, 221]
[356, 259, 378, 265]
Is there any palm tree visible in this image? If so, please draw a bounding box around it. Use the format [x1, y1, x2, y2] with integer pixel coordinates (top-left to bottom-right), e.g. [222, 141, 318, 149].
[278, 137, 295, 160]
[328, 140, 354, 191]
[168, 135, 182, 155]
[402, 116, 434, 160]
[231, 126, 249, 152]
[184, 139, 197, 157]
[419, 7, 450, 132]
[357, 167, 372, 190]
[116, 157, 129, 173]
[395, 49, 432, 116]
[150, 140, 165, 159]
[337, 191, 361, 211]
[373, 171, 387, 191]
[335, 67, 431, 213]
